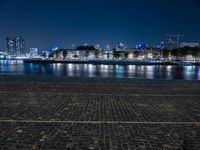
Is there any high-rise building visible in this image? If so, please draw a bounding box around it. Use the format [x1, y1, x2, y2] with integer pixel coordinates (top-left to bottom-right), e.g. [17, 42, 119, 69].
[6, 36, 25, 55]
[165, 36, 177, 50]
[30, 48, 38, 57]
[165, 34, 184, 50]
[7, 37, 14, 55]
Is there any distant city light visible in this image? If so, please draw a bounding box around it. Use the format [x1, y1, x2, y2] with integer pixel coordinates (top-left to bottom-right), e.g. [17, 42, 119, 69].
[136, 43, 146, 49]
[84, 43, 88, 46]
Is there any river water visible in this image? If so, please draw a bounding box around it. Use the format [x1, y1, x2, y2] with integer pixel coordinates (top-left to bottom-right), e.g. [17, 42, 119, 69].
[0, 60, 200, 80]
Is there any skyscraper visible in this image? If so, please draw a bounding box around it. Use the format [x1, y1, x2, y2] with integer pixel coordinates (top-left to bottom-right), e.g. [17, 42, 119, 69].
[30, 48, 38, 57]
[165, 34, 184, 50]
[6, 36, 25, 55]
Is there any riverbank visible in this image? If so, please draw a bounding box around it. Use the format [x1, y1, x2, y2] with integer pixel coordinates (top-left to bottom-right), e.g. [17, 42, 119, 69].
[23, 59, 200, 66]
[0, 74, 200, 85]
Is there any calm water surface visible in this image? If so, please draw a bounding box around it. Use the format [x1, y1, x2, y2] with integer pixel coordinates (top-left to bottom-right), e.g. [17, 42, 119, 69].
[0, 60, 200, 80]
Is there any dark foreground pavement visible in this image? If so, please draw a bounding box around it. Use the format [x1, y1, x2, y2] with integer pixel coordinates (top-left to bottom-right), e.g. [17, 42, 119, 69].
[0, 75, 200, 149]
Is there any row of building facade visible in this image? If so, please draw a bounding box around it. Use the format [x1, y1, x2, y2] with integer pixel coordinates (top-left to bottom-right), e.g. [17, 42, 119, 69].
[51, 48, 162, 61]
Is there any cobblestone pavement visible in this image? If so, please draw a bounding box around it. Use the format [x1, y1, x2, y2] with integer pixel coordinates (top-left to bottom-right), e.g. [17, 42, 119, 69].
[0, 75, 200, 149]
[1, 122, 200, 150]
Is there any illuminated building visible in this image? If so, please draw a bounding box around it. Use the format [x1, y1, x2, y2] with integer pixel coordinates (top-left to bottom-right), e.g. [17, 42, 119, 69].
[6, 36, 25, 55]
[42, 51, 50, 58]
[30, 48, 38, 57]
[165, 33, 184, 50]
[102, 43, 113, 59]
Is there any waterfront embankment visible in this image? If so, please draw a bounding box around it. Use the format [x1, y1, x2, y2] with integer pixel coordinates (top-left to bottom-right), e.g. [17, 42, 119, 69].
[23, 59, 200, 66]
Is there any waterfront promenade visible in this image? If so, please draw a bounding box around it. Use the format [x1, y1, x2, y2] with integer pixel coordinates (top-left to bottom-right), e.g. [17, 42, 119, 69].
[0, 75, 200, 149]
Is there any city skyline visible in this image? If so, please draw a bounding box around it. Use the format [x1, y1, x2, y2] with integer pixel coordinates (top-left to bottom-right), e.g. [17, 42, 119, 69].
[0, 0, 200, 51]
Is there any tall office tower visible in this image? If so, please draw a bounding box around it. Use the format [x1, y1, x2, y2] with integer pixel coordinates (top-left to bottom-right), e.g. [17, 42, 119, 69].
[165, 33, 184, 50]
[30, 48, 38, 57]
[6, 36, 25, 55]
[6, 37, 15, 55]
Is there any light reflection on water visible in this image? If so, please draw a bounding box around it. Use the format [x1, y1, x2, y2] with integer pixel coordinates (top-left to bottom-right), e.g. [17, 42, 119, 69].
[0, 60, 200, 80]
[198, 68, 200, 80]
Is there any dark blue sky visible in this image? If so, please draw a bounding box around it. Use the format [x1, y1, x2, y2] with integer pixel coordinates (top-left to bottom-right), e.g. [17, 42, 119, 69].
[0, 0, 200, 51]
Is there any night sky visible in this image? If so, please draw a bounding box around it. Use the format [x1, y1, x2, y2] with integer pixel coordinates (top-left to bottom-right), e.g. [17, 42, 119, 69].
[0, 0, 200, 51]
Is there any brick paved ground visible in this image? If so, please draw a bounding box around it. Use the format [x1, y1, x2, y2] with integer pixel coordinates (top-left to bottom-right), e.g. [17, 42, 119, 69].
[0, 75, 200, 149]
